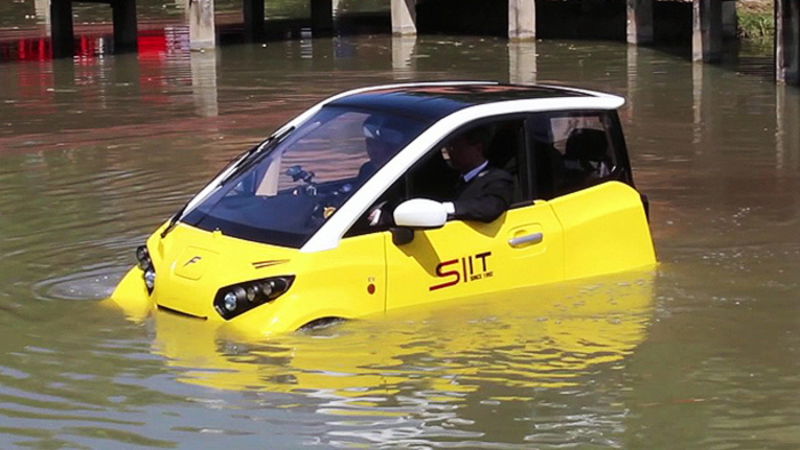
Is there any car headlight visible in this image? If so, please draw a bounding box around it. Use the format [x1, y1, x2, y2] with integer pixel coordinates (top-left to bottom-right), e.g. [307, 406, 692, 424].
[136, 245, 156, 294]
[214, 276, 295, 320]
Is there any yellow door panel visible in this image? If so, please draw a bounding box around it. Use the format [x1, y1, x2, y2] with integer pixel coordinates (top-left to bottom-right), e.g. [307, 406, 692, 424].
[549, 181, 656, 280]
[385, 202, 564, 310]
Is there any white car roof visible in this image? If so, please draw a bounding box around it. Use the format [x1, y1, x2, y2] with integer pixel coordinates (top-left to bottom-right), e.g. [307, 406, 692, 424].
[300, 81, 625, 253]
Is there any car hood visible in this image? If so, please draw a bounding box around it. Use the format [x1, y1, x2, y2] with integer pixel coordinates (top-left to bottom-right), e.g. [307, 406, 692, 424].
[147, 223, 298, 321]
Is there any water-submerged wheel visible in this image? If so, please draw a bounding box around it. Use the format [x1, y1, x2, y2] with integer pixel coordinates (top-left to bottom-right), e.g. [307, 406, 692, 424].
[297, 317, 346, 333]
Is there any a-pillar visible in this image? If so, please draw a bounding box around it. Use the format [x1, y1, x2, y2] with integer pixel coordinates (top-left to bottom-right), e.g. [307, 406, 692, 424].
[508, 0, 535, 41]
[243, 0, 264, 41]
[627, 0, 653, 45]
[311, 0, 333, 36]
[692, 0, 723, 62]
[391, 0, 416, 36]
[188, 0, 215, 50]
[112, 0, 138, 52]
[50, 0, 74, 57]
[776, 0, 800, 84]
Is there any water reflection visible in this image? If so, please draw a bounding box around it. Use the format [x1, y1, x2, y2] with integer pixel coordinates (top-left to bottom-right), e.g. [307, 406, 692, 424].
[692, 62, 713, 147]
[391, 35, 416, 75]
[190, 51, 218, 117]
[2, 34, 800, 447]
[145, 273, 654, 443]
[33, 0, 50, 27]
[776, 85, 800, 171]
[508, 41, 536, 85]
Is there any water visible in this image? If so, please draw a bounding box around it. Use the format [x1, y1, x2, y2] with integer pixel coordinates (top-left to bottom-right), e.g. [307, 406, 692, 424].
[1, 31, 800, 448]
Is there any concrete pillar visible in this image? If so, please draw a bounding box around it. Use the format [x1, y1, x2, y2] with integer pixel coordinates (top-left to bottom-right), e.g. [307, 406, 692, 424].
[243, 0, 264, 41]
[111, 0, 138, 53]
[311, 0, 333, 36]
[50, 0, 74, 58]
[508, 0, 535, 41]
[721, 0, 737, 39]
[776, 0, 800, 85]
[692, 0, 723, 62]
[627, 0, 653, 45]
[508, 41, 536, 85]
[188, 0, 215, 50]
[391, 0, 416, 36]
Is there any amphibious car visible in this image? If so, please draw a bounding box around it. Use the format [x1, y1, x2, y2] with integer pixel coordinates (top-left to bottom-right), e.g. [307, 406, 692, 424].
[109, 81, 656, 337]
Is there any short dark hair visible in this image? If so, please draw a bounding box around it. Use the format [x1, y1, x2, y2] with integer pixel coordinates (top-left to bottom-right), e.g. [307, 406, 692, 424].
[459, 126, 493, 149]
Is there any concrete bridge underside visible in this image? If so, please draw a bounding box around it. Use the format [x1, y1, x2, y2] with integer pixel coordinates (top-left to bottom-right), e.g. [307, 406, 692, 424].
[47, 0, 800, 85]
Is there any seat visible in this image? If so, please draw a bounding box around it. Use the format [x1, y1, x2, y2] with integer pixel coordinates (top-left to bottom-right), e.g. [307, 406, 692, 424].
[560, 128, 612, 193]
[486, 122, 524, 204]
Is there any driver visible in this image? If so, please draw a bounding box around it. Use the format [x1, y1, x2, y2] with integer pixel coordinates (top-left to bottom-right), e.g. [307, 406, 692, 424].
[366, 126, 513, 227]
[439, 127, 513, 223]
[358, 115, 406, 179]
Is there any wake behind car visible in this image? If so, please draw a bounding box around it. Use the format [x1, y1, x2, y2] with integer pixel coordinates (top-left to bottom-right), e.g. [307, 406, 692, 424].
[109, 81, 656, 336]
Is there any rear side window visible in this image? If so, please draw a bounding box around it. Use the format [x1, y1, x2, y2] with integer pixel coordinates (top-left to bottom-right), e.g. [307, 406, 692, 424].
[529, 111, 624, 199]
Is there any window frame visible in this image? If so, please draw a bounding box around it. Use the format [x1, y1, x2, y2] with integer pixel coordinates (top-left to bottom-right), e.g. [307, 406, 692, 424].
[527, 109, 633, 200]
[405, 113, 535, 208]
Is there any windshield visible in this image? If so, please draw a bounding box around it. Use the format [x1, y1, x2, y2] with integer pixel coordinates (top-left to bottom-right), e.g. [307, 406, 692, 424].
[182, 106, 430, 248]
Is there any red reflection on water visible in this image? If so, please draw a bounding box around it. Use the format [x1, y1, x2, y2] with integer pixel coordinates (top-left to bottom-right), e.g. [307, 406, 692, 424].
[1, 27, 192, 113]
[0, 27, 188, 63]
[138, 31, 168, 58]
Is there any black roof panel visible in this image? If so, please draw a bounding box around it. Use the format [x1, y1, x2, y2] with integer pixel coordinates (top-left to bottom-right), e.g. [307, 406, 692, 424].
[328, 83, 589, 122]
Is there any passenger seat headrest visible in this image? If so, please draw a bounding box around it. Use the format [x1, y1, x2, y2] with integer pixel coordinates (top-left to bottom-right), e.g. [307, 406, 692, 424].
[564, 128, 608, 161]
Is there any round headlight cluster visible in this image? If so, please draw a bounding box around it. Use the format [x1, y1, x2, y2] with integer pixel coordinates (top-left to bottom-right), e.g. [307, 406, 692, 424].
[136, 245, 156, 294]
[214, 276, 294, 320]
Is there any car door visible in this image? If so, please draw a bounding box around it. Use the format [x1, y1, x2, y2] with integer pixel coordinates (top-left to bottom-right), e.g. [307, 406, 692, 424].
[384, 118, 565, 310]
[530, 110, 655, 280]
[385, 203, 564, 309]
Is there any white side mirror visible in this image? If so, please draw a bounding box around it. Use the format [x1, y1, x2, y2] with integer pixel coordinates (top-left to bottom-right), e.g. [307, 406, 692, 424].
[393, 199, 448, 229]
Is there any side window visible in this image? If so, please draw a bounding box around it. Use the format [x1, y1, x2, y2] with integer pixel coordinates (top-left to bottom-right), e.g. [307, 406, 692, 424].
[344, 118, 528, 237]
[406, 119, 527, 205]
[529, 111, 620, 199]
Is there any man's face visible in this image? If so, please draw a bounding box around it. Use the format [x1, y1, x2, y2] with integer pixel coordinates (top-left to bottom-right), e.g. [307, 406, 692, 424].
[443, 137, 483, 173]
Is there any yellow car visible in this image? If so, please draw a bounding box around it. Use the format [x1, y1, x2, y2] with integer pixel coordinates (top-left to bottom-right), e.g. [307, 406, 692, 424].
[109, 81, 656, 337]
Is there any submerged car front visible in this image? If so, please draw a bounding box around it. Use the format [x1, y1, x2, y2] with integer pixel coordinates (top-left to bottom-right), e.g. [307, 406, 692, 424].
[109, 103, 430, 336]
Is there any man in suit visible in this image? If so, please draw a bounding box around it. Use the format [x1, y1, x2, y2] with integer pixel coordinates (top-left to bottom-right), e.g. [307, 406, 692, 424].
[365, 126, 513, 228]
[440, 127, 514, 223]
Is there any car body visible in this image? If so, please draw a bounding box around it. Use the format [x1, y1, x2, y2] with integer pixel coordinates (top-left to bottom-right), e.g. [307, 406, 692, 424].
[109, 81, 657, 337]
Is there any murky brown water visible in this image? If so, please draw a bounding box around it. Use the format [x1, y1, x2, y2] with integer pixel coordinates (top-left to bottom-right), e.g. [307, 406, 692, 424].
[1, 30, 800, 448]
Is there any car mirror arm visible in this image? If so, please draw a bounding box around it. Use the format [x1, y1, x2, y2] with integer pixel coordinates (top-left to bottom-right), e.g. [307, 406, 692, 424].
[390, 227, 415, 246]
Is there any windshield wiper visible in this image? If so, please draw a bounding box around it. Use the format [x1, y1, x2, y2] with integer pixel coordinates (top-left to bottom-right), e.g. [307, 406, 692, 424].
[160, 201, 190, 239]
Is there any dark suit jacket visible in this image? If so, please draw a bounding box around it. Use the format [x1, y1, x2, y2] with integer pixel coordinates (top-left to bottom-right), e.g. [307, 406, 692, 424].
[450, 166, 514, 223]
